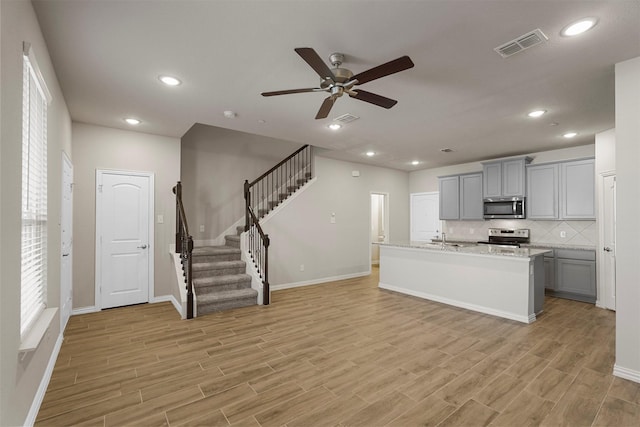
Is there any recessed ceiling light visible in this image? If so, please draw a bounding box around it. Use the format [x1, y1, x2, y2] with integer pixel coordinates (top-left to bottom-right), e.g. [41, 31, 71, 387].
[366, 151, 375, 157]
[528, 110, 546, 118]
[563, 132, 578, 138]
[411, 160, 420, 166]
[328, 123, 342, 130]
[158, 75, 182, 86]
[124, 118, 141, 125]
[561, 18, 597, 37]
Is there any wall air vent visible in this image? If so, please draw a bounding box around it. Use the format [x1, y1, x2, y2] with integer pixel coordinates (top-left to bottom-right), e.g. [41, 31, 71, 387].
[334, 113, 360, 124]
[494, 29, 548, 58]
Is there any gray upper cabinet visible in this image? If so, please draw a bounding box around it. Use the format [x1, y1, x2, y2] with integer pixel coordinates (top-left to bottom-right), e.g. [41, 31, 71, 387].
[483, 163, 502, 198]
[526, 158, 595, 220]
[439, 173, 483, 220]
[482, 157, 531, 198]
[439, 175, 460, 220]
[460, 173, 483, 220]
[527, 163, 559, 219]
[561, 159, 595, 219]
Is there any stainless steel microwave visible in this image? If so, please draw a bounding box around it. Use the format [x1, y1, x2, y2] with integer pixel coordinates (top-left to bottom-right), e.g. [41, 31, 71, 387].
[483, 197, 526, 219]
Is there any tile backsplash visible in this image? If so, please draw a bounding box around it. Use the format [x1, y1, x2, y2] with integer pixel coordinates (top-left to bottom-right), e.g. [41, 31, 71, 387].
[443, 219, 597, 246]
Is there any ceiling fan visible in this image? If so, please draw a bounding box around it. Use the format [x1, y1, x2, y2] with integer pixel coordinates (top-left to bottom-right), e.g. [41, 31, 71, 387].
[261, 48, 415, 119]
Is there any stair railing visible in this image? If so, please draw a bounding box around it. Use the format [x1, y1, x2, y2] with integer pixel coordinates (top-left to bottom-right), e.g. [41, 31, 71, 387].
[245, 205, 270, 304]
[173, 181, 194, 319]
[243, 144, 312, 305]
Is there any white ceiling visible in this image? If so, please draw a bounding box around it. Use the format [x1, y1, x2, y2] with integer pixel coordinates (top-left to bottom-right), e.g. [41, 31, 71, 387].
[33, 0, 640, 171]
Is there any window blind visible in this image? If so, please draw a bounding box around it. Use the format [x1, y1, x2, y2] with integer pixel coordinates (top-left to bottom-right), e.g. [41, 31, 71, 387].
[21, 52, 49, 339]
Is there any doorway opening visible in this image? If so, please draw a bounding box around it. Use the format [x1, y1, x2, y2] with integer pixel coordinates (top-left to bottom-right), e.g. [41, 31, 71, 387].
[370, 192, 389, 267]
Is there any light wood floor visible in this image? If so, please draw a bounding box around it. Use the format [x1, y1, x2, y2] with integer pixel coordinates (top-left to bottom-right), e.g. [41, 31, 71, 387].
[37, 267, 640, 426]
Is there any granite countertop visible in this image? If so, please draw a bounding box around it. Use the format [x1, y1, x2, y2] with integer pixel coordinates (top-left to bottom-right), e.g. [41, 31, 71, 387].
[379, 241, 551, 258]
[429, 238, 596, 251]
[521, 243, 597, 251]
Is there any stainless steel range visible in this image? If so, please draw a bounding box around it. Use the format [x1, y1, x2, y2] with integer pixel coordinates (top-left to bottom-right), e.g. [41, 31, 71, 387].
[477, 228, 530, 248]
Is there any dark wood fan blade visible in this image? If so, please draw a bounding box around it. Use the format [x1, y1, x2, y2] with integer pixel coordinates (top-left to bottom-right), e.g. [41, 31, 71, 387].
[352, 56, 414, 85]
[315, 96, 335, 119]
[262, 88, 321, 96]
[349, 89, 398, 109]
[295, 47, 335, 81]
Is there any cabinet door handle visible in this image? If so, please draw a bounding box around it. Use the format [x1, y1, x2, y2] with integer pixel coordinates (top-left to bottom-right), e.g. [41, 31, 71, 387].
[603, 247, 612, 252]
[138, 244, 148, 249]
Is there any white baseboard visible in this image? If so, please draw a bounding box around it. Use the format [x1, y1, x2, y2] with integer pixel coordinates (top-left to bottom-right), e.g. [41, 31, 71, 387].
[24, 333, 64, 427]
[71, 306, 100, 315]
[379, 282, 534, 324]
[271, 271, 370, 291]
[613, 364, 640, 383]
[152, 294, 182, 315]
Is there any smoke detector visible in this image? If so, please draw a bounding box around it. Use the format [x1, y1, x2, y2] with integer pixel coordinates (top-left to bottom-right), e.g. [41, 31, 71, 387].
[494, 29, 548, 58]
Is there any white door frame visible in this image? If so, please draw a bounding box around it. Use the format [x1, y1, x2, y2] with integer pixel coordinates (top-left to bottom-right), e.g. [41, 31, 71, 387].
[95, 169, 155, 309]
[597, 170, 616, 310]
[60, 152, 73, 332]
[369, 192, 390, 271]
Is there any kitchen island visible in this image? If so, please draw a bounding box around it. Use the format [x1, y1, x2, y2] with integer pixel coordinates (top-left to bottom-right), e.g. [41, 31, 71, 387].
[378, 242, 551, 323]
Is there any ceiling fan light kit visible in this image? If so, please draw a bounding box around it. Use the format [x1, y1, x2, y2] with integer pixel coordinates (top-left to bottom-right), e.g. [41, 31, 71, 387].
[261, 47, 414, 119]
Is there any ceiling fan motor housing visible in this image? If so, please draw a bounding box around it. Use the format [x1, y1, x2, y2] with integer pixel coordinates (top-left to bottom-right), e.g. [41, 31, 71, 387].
[320, 67, 354, 88]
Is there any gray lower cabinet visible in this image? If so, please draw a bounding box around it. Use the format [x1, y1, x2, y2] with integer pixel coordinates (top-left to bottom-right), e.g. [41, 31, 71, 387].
[543, 251, 555, 290]
[544, 248, 596, 303]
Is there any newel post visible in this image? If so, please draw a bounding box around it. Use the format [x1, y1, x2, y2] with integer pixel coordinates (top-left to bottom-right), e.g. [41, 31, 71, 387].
[244, 180, 250, 232]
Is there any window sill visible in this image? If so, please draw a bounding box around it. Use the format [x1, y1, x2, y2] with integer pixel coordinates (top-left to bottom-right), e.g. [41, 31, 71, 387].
[19, 308, 58, 355]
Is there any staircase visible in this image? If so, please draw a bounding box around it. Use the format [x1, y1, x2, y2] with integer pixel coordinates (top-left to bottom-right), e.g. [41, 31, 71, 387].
[191, 226, 257, 315]
[175, 144, 313, 317]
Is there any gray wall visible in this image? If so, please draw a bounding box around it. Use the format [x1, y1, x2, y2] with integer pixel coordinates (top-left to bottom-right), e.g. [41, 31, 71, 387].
[180, 124, 302, 241]
[615, 56, 640, 380]
[72, 123, 181, 308]
[0, 1, 72, 425]
[264, 155, 410, 286]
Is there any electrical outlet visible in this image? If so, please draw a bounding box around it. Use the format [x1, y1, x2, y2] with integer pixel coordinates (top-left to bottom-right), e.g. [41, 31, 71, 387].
[469, 229, 475, 234]
[560, 230, 566, 238]
[157, 214, 164, 224]
[199, 225, 205, 232]
[330, 212, 336, 224]
[299, 264, 305, 272]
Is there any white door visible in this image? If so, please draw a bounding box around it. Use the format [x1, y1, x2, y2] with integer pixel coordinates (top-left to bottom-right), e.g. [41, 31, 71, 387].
[96, 170, 153, 309]
[371, 193, 388, 265]
[60, 153, 73, 331]
[410, 192, 440, 241]
[601, 174, 616, 310]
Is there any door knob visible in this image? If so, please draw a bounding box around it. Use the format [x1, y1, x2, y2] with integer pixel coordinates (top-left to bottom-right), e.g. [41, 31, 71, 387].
[138, 244, 148, 249]
[603, 247, 612, 252]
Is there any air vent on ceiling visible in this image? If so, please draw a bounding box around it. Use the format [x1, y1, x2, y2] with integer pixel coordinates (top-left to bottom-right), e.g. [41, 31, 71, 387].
[334, 113, 360, 124]
[440, 148, 454, 153]
[494, 29, 548, 58]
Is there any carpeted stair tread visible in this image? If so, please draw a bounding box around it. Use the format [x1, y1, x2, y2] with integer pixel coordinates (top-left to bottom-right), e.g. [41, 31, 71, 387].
[192, 246, 240, 256]
[194, 273, 251, 287]
[197, 288, 258, 304]
[192, 260, 245, 271]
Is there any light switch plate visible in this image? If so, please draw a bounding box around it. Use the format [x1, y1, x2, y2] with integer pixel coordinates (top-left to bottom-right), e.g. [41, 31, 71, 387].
[157, 214, 164, 224]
